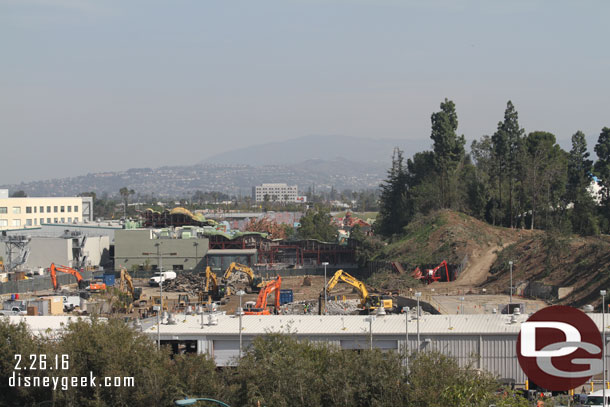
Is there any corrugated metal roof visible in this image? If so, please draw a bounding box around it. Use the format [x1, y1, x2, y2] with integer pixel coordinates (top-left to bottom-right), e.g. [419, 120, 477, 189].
[7, 315, 98, 335]
[144, 313, 610, 337]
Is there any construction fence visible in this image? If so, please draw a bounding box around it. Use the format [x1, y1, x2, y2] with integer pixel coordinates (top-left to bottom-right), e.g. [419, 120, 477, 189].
[0, 271, 94, 295]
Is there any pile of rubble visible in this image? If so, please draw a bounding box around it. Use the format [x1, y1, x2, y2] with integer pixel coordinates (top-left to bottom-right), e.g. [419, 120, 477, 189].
[280, 299, 361, 315]
[163, 274, 204, 294]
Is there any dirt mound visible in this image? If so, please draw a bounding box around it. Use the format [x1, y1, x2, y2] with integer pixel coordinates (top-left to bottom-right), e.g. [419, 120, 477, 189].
[381, 210, 534, 267]
[482, 233, 610, 307]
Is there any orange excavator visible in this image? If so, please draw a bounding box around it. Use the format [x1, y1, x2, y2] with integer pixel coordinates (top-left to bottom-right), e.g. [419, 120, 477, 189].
[50, 263, 87, 290]
[412, 260, 450, 284]
[243, 276, 281, 315]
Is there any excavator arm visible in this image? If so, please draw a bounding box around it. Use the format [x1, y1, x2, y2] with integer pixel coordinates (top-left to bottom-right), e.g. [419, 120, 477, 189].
[244, 276, 281, 315]
[50, 263, 85, 290]
[325, 269, 369, 307]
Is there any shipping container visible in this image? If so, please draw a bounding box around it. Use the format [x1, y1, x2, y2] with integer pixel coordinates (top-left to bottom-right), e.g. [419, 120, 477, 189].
[102, 273, 115, 287]
[279, 289, 293, 305]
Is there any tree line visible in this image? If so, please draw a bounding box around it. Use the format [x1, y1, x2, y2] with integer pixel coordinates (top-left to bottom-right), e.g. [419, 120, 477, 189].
[0, 318, 526, 407]
[377, 99, 610, 237]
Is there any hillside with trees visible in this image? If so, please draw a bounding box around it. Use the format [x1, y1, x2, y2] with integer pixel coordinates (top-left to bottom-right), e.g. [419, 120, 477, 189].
[376, 99, 609, 237]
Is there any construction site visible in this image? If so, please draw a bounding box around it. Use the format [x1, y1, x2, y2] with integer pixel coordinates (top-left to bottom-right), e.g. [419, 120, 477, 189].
[3, 207, 610, 403]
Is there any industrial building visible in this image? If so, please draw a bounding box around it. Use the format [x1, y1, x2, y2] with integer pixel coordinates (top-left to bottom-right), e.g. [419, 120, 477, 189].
[139, 311, 610, 385]
[0, 233, 110, 271]
[7, 311, 610, 387]
[114, 228, 210, 271]
[0, 189, 93, 231]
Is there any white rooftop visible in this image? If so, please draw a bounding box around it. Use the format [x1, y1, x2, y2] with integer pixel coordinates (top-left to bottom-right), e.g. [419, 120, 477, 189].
[143, 313, 547, 337]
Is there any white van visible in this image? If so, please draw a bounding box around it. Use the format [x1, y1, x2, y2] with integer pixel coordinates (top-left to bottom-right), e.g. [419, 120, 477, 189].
[149, 271, 177, 286]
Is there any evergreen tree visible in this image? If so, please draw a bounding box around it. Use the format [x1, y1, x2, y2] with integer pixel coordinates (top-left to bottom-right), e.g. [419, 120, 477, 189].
[567, 131, 598, 235]
[491, 101, 524, 227]
[430, 98, 466, 208]
[594, 127, 610, 232]
[375, 147, 410, 236]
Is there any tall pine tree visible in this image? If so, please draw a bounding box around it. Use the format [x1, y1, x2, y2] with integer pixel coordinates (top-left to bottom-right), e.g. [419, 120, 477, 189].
[594, 127, 610, 232]
[568, 131, 598, 235]
[491, 101, 524, 228]
[430, 98, 465, 208]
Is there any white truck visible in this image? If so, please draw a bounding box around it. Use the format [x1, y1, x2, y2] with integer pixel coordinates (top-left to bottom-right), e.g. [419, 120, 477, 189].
[63, 296, 81, 312]
[149, 271, 177, 286]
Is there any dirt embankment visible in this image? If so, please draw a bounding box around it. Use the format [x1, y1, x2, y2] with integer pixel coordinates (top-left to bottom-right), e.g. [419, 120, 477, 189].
[481, 234, 610, 308]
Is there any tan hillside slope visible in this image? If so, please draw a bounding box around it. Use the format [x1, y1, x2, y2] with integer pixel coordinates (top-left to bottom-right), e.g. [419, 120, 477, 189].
[482, 234, 610, 308]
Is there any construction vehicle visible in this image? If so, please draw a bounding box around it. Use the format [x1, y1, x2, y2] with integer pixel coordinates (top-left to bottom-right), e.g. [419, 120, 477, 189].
[326, 269, 394, 314]
[244, 276, 281, 315]
[222, 262, 264, 294]
[119, 267, 142, 301]
[49, 263, 88, 290]
[149, 270, 177, 286]
[412, 260, 450, 284]
[202, 266, 226, 304]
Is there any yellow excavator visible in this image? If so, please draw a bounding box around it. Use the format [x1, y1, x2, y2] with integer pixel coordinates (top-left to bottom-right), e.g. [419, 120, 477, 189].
[325, 269, 394, 314]
[221, 262, 264, 294]
[202, 266, 227, 304]
[119, 267, 142, 301]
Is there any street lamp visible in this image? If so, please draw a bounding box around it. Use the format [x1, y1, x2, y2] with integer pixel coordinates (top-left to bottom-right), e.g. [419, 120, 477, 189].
[602, 289, 607, 407]
[142, 242, 177, 350]
[367, 314, 376, 350]
[402, 306, 410, 369]
[236, 290, 245, 358]
[193, 242, 199, 272]
[415, 292, 421, 353]
[322, 262, 329, 315]
[509, 261, 513, 304]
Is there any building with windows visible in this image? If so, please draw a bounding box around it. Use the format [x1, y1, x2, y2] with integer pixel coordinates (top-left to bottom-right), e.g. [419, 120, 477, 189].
[252, 183, 300, 203]
[0, 190, 93, 231]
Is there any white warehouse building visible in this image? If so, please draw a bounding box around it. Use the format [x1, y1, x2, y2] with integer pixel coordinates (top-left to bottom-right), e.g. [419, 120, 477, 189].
[11, 312, 609, 387]
[139, 311, 610, 384]
[252, 183, 300, 203]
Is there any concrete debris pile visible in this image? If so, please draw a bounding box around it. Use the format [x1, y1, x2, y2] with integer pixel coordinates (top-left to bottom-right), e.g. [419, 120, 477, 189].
[325, 299, 361, 315]
[280, 299, 361, 315]
[162, 274, 204, 294]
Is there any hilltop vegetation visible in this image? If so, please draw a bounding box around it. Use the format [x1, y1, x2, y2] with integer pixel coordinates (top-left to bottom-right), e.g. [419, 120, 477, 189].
[376, 99, 610, 237]
[376, 210, 525, 266]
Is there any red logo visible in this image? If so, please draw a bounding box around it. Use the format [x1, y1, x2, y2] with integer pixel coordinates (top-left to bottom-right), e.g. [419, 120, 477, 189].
[517, 305, 602, 390]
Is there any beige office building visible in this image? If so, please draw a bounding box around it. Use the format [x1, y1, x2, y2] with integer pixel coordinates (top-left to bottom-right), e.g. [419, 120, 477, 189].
[0, 189, 93, 231]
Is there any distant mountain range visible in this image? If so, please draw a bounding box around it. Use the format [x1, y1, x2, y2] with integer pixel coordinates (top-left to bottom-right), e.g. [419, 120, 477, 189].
[204, 135, 413, 165]
[2, 136, 413, 197]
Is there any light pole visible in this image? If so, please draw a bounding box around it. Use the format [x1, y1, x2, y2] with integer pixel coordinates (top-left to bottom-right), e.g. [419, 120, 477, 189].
[509, 261, 513, 304]
[367, 314, 376, 350]
[237, 290, 245, 358]
[602, 289, 607, 407]
[142, 242, 177, 350]
[403, 306, 410, 369]
[322, 262, 329, 315]
[415, 292, 421, 353]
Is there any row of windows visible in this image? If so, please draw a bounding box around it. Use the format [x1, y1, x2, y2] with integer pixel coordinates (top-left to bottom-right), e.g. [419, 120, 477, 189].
[0, 218, 79, 228]
[24, 205, 79, 214]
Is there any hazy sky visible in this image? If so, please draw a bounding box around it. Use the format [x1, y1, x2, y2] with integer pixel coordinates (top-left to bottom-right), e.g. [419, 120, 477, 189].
[1, 0, 609, 184]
